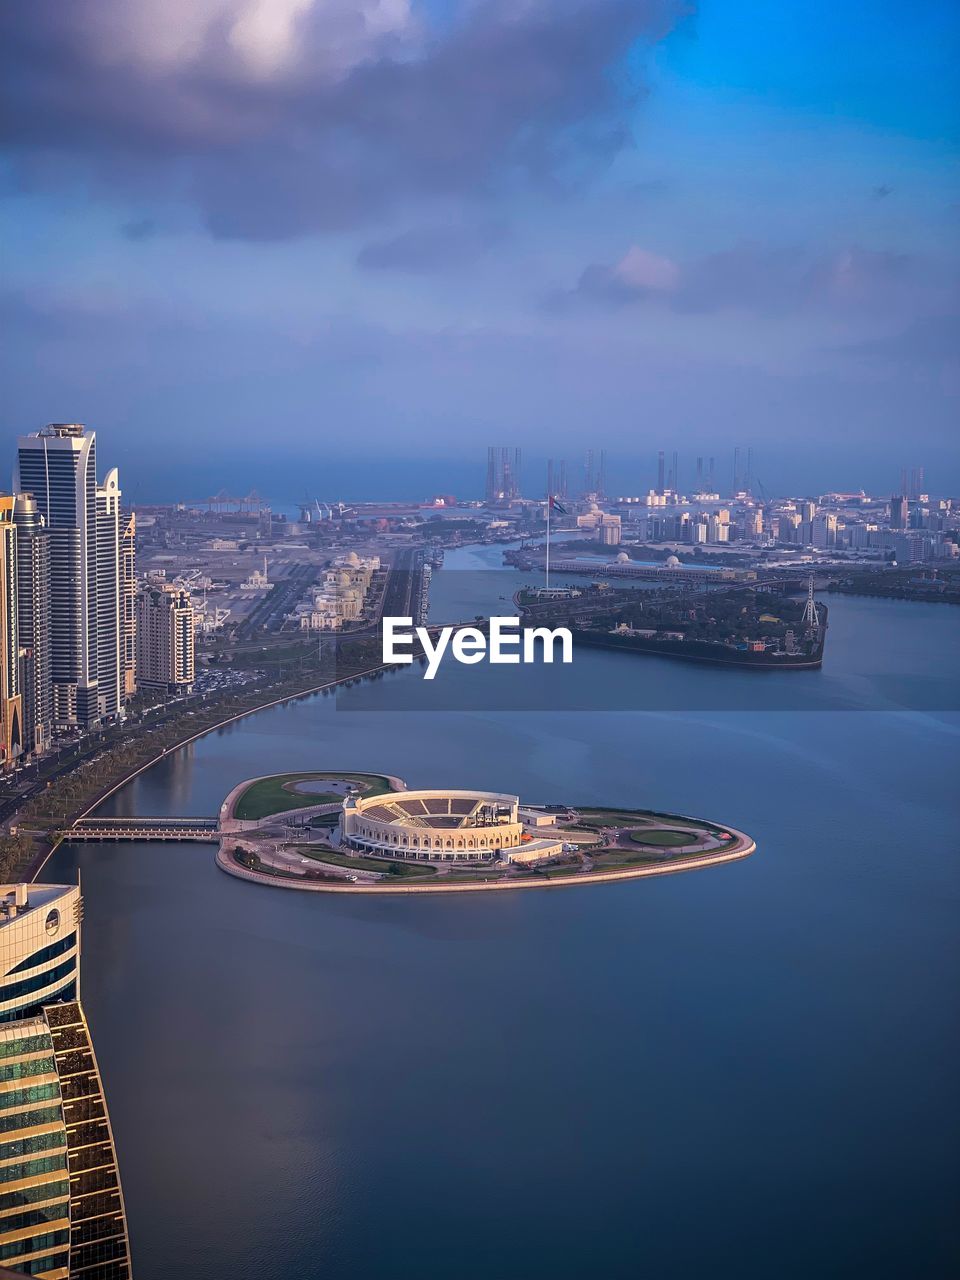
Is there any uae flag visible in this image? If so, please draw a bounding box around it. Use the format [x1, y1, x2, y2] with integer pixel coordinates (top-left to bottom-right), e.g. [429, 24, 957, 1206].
[548, 496, 567, 514]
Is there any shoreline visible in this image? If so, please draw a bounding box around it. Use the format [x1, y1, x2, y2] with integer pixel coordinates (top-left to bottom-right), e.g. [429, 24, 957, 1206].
[27, 658, 401, 882]
[216, 773, 756, 894]
[215, 833, 756, 893]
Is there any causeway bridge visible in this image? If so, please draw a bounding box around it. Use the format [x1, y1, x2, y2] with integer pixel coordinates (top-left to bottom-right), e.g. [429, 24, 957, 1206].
[65, 817, 220, 842]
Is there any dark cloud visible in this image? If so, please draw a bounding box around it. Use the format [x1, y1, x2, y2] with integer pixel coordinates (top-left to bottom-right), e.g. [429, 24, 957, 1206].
[356, 221, 504, 272]
[0, 0, 682, 240]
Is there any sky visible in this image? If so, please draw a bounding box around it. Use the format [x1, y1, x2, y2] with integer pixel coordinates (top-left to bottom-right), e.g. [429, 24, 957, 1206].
[1, 0, 958, 501]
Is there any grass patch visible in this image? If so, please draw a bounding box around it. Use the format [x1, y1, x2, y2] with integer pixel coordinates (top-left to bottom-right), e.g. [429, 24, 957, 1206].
[594, 850, 676, 868]
[576, 809, 657, 829]
[627, 828, 695, 848]
[234, 771, 395, 821]
[295, 847, 437, 878]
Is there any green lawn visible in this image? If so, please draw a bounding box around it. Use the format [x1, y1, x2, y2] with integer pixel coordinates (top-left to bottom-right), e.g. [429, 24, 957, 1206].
[296, 847, 437, 878]
[576, 809, 657, 829]
[233, 771, 395, 821]
[594, 850, 678, 868]
[628, 828, 696, 847]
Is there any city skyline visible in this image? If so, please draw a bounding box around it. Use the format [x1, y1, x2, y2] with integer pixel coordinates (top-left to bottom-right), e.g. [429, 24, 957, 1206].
[0, 8, 956, 1277]
[0, 1, 957, 490]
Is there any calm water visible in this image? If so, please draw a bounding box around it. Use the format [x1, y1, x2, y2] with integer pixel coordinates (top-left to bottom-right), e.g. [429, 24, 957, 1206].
[48, 546, 960, 1279]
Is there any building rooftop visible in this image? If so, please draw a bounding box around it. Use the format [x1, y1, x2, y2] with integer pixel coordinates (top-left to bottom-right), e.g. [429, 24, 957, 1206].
[0, 883, 75, 930]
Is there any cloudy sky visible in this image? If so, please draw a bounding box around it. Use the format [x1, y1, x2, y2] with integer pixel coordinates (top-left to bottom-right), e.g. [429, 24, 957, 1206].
[1, 0, 957, 499]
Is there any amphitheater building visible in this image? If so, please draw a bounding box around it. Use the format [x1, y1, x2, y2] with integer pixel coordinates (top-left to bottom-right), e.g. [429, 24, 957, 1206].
[341, 790, 563, 865]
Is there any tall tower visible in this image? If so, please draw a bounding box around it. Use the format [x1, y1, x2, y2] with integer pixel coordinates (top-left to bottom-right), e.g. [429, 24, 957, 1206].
[14, 425, 99, 729]
[584, 449, 595, 496]
[671, 450, 679, 495]
[558, 459, 567, 499]
[120, 512, 137, 699]
[598, 450, 606, 500]
[513, 448, 522, 499]
[485, 447, 498, 503]
[0, 500, 22, 768]
[12, 492, 51, 757]
[657, 450, 665, 496]
[95, 467, 122, 720]
[733, 446, 741, 494]
[696, 456, 703, 490]
[546, 459, 554, 500]
[0, 882, 133, 1278]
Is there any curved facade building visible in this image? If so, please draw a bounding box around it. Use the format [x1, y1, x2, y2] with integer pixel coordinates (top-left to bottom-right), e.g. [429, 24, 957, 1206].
[0, 884, 132, 1279]
[342, 789, 562, 863]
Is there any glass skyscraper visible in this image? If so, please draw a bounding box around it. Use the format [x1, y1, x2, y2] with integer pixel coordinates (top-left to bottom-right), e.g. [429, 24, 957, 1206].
[13, 425, 128, 732]
[0, 883, 132, 1279]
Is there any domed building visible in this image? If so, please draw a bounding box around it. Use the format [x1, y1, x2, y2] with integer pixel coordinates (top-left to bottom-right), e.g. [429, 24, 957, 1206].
[665, 554, 681, 567]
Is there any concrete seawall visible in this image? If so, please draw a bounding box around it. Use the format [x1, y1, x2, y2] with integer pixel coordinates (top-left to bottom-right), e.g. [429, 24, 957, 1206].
[216, 830, 756, 895]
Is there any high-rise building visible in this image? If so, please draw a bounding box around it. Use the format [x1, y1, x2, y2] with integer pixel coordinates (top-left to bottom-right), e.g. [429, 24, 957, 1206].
[14, 426, 131, 730]
[95, 469, 122, 721]
[812, 514, 838, 548]
[890, 495, 908, 529]
[119, 514, 136, 701]
[12, 493, 52, 758]
[0, 881, 132, 1278]
[14, 426, 99, 729]
[0, 501, 23, 769]
[136, 584, 195, 693]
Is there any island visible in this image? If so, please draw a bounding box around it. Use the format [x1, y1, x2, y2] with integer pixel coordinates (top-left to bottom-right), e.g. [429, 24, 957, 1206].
[216, 771, 756, 893]
[515, 576, 827, 669]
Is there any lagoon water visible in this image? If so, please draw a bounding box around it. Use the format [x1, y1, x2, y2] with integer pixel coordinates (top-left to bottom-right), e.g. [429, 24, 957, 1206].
[48, 545, 960, 1279]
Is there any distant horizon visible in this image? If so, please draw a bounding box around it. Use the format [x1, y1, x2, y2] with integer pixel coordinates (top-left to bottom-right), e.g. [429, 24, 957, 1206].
[8, 445, 943, 509]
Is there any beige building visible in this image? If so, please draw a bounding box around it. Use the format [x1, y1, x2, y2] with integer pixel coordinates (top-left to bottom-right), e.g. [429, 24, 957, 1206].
[0, 499, 23, 768]
[136, 582, 195, 692]
[298, 553, 380, 631]
[342, 789, 564, 864]
[120, 512, 137, 698]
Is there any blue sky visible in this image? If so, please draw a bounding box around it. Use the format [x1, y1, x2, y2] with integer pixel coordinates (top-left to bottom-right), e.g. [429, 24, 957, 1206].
[1, 0, 957, 500]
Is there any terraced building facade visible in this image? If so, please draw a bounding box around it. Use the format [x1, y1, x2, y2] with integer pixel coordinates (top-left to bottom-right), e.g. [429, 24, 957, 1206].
[0, 884, 131, 1279]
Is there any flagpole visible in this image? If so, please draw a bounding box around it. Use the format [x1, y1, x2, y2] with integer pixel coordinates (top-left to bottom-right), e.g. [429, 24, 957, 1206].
[546, 495, 551, 590]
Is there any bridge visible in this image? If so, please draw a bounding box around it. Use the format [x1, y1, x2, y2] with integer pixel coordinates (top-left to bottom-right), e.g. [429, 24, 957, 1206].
[65, 817, 220, 842]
